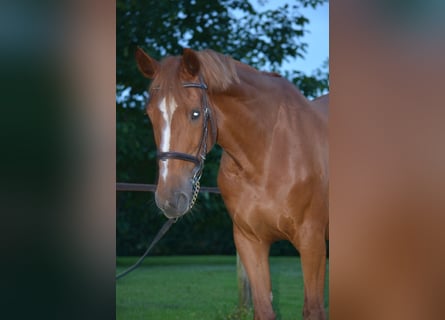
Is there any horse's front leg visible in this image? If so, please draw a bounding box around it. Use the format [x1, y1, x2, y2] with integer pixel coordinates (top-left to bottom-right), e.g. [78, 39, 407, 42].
[233, 224, 275, 320]
[295, 224, 327, 320]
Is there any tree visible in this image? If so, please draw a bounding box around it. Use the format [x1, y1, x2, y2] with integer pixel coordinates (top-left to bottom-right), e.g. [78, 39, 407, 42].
[117, 0, 329, 256]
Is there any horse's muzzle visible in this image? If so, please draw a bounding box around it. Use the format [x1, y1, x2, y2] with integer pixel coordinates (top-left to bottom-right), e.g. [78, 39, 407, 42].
[155, 190, 191, 218]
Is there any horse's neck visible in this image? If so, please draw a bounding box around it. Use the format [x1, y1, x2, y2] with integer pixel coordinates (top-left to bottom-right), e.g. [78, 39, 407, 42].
[211, 70, 317, 173]
[213, 93, 270, 171]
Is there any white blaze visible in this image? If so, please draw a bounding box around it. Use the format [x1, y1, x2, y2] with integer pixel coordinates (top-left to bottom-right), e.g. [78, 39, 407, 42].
[158, 97, 178, 182]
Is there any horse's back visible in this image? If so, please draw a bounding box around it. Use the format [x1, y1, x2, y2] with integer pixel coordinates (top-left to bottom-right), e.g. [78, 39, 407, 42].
[310, 94, 329, 122]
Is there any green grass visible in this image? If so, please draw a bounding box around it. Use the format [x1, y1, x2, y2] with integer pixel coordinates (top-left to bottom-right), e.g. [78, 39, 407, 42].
[116, 256, 329, 319]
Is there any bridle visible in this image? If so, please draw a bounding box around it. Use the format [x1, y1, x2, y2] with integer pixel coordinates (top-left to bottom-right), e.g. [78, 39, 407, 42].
[156, 75, 217, 209]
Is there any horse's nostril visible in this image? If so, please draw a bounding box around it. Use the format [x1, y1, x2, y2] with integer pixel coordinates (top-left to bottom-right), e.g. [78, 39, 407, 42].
[156, 190, 191, 217]
[176, 192, 189, 212]
[164, 200, 174, 209]
[161, 192, 189, 214]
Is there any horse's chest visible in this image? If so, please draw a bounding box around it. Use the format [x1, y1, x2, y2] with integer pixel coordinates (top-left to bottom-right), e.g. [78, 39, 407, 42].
[218, 163, 283, 237]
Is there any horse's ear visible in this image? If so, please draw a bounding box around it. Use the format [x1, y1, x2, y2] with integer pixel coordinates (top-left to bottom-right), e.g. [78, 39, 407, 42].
[135, 47, 159, 79]
[181, 48, 200, 77]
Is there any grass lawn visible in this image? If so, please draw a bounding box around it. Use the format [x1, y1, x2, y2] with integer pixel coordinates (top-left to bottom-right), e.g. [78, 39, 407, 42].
[116, 256, 329, 319]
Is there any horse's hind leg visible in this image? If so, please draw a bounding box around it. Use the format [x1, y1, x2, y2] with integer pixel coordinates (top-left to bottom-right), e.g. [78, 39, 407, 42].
[233, 225, 275, 320]
[294, 225, 327, 320]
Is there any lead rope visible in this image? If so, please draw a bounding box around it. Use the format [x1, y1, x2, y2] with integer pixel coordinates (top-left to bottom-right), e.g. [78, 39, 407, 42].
[116, 218, 176, 280]
[117, 177, 200, 280]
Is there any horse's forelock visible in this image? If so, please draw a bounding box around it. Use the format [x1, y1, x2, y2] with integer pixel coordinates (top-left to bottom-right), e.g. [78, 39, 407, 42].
[148, 57, 186, 106]
[149, 50, 239, 100]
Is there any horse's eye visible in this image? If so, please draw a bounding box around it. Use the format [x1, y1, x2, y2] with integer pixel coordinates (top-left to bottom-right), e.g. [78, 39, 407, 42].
[191, 110, 201, 120]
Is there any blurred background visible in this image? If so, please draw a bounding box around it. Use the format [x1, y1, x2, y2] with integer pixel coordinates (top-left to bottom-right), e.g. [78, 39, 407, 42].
[3, 0, 445, 318]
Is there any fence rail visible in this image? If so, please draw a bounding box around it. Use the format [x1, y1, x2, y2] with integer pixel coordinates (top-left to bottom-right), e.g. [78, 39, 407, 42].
[116, 182, 220, 194]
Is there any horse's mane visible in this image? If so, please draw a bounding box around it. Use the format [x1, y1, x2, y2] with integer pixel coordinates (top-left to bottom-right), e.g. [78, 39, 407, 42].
[199, 51, 283, 85]
[196, 50, 240, 92]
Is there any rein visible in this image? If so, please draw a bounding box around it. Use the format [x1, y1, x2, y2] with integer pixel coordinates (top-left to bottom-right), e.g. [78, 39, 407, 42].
[156, 76, 217, 210]
[116, 218, 176, 280]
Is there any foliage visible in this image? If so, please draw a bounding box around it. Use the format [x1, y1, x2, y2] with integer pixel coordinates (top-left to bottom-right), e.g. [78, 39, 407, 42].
[117, 0, 328, 256]
[117, 0, 328, 102]
[289, 58, 329, 98]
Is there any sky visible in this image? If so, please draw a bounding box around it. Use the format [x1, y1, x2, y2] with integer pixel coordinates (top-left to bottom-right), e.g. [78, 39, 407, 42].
[251, 0, 329, 75]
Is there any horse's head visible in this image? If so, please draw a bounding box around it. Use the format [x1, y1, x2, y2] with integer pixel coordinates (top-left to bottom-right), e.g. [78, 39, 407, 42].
[135, 47, 216, 219]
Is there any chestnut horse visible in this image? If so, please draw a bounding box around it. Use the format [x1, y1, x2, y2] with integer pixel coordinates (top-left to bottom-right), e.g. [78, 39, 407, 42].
[135, 47, 328, 320]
